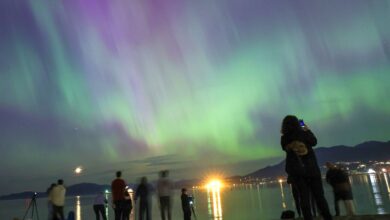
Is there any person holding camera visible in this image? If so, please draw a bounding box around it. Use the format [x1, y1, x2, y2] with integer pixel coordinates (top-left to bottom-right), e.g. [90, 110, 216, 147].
[326, 162, 355, 216]
[181, 188, 192, 220]
[280, 115, 332, 220]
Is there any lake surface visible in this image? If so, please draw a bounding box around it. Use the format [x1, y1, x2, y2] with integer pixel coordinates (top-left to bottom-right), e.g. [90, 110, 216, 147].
[1, 173, 390, 220]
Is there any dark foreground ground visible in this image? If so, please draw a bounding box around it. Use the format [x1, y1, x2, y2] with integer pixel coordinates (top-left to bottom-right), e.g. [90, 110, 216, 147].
[307, 215, 390, 220]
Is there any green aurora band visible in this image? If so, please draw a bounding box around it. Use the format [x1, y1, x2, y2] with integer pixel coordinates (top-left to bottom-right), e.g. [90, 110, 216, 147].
[0, 0, 389, 192]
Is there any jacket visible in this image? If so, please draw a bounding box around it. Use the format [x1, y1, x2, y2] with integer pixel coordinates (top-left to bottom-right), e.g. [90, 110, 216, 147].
[111, 178, 126, 201]
[49, 184, 66, 206]
[281, 129, 321, 177]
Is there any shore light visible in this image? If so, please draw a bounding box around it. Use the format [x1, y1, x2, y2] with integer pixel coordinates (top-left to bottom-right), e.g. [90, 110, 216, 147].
[367, 168, 376, 174]
[382, 168, 387, 173]
[206, 179, 223, 189]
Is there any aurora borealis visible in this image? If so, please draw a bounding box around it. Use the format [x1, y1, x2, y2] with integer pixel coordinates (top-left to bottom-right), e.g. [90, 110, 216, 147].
[1, 0, 390, 193]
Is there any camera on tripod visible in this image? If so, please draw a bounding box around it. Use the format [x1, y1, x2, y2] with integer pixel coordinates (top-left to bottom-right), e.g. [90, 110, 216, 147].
[23, 192, 40, 220]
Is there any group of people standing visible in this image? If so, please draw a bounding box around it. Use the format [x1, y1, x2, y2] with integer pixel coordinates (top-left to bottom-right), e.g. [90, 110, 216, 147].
[281, 115, 355, 220]
[45, 114, 355, 220]
[44, 170, 192, 220]
[110, 170, 193, 220]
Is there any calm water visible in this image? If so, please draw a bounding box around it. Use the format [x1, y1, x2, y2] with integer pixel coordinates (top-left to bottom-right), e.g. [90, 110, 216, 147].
[1, 173, 390, 220]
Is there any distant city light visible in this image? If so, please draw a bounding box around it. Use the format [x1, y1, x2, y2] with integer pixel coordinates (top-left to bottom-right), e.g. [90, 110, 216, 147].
[74, 166, 83, 174]
[278, 179, 283, 183]
[382, 168, 387, 173]
[367, 168, 376, 174]
[105, 189, 109, 194]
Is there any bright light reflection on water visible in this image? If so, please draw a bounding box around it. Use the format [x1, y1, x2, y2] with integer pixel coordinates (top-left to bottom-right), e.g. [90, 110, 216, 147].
[76, 196, 81, 220]
[279, 180, 287, 210]
[369, 173, 385, 214]
[383, 173, 390, 199]
[207, 186, 223, 219]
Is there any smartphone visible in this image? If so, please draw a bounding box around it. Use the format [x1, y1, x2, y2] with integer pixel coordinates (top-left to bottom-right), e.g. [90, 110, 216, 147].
[299, 119, 305, 127]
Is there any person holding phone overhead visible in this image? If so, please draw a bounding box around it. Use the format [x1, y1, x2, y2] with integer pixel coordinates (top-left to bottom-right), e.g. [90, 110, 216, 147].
[280, 115, 332, 220]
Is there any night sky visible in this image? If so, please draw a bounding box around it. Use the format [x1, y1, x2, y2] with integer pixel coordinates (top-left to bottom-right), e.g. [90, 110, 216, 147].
[1, 0, 390, 194]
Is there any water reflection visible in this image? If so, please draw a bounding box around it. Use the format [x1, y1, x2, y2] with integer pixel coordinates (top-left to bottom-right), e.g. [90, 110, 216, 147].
[256, 184, 263, 212]
[368, 173, 385, 214]
[105, 192, 109, 220]
[207, 187, 223, 219]
[383, 173, 390, 198]
[279, 180, 287, 209]
[76, 196, 81, 220]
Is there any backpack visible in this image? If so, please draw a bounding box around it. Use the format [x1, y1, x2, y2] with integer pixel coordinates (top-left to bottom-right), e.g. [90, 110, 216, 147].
[286, 140, 308, 156]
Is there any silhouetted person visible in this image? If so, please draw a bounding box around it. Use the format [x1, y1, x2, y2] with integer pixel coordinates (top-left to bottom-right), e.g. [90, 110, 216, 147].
[135, 177, 153, 220]
[157, 170, 173, 220]
[281, 115, 332, 220]
[122, 190, 133, 220]
[111, 171, 127, 220]
[326, 162, 355, 216]
[288, 176, 317, 217]
[93, 191, 108, 220]
[181, 188, 191, 220]
[46, 183, 56, 220]
[50, 179, 66, 220]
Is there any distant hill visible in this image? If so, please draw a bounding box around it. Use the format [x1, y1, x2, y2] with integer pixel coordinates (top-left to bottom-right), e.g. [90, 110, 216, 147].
[66, 183, 111, 196]
[0, 191, 42, 201]
[0, 183, 111, 200]
[246, 140, 390, 179]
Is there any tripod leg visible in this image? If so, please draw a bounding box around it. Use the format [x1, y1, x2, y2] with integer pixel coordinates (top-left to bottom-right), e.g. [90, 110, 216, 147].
[22, 199, 33, 220]
[34, 199, 40, 220]
[31, 203, 34, 219]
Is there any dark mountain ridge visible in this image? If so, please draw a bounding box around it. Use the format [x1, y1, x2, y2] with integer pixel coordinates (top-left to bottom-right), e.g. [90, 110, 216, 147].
[245, 140, 390, 179]
[0, 183, 111, 201]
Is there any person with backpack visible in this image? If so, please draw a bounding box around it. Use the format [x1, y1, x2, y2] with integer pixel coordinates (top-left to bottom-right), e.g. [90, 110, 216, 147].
[280, 115, 332, 220]
[326, 162, 355, 216]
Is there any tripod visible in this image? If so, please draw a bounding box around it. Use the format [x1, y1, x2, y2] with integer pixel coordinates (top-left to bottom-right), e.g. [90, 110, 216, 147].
[23, 193, 40, 220]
